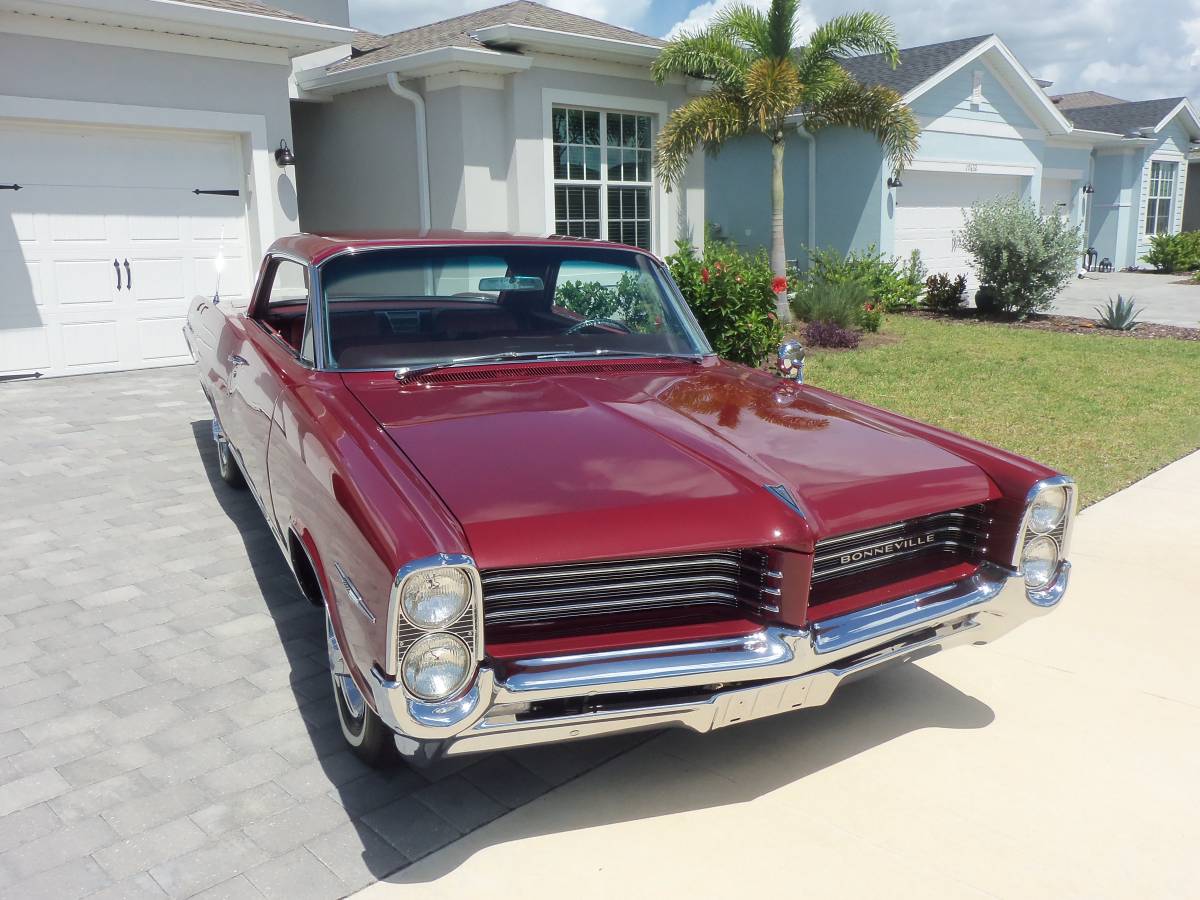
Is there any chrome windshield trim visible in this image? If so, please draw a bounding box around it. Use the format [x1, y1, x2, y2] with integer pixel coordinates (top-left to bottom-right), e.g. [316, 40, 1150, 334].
[394, 350, 706, 381]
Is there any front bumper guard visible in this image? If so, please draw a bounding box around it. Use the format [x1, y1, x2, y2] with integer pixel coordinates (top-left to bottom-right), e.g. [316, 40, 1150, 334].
[368, 561, 1067, 760]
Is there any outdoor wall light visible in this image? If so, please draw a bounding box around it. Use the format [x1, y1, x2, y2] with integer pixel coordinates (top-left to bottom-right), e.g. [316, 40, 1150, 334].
[274, 139, 297, 167]
[1082, 184, 1095, 194]
[887, 176, 903, 188]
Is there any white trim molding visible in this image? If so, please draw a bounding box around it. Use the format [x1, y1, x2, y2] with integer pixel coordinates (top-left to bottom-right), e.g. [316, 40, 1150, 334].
[0, 93, 278, 258]
[296, 46, 532, 95]
[7, 0, 352, 53]
[1043, 167, 1086, 181]
[540, 88, 672, 253]
[470, 23, 661, 66]
[908, 158, 1038, 177]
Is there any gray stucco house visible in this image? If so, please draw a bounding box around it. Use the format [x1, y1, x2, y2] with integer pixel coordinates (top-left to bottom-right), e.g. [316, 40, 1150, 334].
[706, 34, 1200, 279]
[289, 2, 705, 257]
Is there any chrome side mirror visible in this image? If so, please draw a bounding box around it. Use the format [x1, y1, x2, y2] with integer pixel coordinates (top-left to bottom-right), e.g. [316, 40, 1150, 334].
[777, 340, 805, 383]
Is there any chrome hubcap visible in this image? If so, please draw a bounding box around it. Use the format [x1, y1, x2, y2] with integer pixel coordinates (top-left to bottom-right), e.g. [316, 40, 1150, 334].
[326, 615, 366, 720]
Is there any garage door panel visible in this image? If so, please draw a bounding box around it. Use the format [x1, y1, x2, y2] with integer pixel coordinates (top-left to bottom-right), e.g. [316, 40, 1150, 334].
[130, 258, 186, 302]
[0, 121, 252, 377]
[137, 317, 190, 362]
[194, 254, 250, 299]
[54, 259, 118, 304]
[129, 215, 182, 242]
[61, 321, 119, 367]
[0, 327, 51, 374]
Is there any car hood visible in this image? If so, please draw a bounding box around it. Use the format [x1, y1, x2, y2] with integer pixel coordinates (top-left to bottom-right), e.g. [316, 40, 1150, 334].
[341, 362, 995, 569]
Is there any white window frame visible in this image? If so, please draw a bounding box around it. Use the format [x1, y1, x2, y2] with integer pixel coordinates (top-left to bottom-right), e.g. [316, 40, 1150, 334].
[542, 89, 672, 254]
[1145, 159, 1178, 236]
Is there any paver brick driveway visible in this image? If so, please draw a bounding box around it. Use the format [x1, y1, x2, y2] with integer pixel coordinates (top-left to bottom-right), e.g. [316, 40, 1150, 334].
[0, 366, 643, 900]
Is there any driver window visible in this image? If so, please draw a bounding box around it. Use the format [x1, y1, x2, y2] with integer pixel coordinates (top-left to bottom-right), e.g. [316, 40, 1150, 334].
[554, 260, 659, 333]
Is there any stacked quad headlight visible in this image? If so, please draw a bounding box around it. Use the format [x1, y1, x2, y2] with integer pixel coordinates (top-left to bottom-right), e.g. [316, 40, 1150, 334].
[1015, 479, 1076, 597]
[390, 556, 480, 702]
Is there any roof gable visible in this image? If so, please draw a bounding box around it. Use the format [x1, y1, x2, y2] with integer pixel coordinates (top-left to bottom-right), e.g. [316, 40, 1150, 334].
[842, 34, 1071, 135]
[1058, 97, 1195, 136]
[1050, 90, 1128, 111]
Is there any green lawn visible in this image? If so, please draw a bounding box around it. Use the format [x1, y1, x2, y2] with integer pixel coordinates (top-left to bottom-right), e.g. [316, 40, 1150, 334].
[803, 316, 1200, 506]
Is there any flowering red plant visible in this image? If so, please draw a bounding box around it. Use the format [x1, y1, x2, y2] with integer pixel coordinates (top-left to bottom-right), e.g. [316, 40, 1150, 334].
[771, 275, 788, 294]
[701, 267, 710, 284]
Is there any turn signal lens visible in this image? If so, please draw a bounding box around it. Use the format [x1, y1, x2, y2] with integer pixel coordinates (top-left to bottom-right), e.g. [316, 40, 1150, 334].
[1021, 535, 1060, 589]
[1028, 486, 1068, 534]
[400, 567, 471, 630]
[401, 632, 472, 701]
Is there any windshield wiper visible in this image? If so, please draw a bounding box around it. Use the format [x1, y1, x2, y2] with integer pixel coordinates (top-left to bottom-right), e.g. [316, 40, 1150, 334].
[394, 349, 707, 381]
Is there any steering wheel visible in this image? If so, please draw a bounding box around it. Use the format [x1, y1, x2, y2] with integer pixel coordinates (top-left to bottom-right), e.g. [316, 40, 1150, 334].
[563, 317, 633, 335]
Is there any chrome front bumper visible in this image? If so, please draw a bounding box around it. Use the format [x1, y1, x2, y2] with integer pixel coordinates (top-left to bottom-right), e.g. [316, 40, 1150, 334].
[368, 561, 1068, 761]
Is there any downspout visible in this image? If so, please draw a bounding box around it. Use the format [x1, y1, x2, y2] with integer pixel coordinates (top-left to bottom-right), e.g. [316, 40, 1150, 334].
[387, 72, 431, 233]
[796, 125, 817, 260]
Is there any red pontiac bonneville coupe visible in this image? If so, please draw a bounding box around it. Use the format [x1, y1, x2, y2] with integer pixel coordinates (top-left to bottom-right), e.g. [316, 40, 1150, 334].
[184, 232, 1075, 766]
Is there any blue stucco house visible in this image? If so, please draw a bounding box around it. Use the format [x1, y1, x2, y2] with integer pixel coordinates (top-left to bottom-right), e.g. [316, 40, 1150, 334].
[706, 34, 1200, 279]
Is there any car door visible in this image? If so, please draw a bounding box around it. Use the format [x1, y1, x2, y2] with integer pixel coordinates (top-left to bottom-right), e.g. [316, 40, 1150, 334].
[223, 256, 312, 523]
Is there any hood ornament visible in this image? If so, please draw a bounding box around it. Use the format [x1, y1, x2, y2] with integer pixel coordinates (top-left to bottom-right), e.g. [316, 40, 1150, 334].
[777, 340, 805, 383]
[764, 484, 805, 518]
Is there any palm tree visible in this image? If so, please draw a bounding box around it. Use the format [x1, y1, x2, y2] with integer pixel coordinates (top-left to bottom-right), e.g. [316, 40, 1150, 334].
[652, 1, 920, 319]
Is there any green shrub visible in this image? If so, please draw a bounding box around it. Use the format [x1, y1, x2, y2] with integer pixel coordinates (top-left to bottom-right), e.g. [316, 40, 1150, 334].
[1094, 294, 1142, 330]
[665, 233, 784, 366]
[954, 197, 1082, 318]
[555, 272, 657, 331]
[806, 246, 924, 311]
[1142, 232, 1200, 273]
[791, 280, 865, 327]
[923, 273, 967, 312]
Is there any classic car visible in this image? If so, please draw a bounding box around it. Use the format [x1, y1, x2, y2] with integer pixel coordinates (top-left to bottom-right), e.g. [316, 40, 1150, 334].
[184, 232, 1075, 766]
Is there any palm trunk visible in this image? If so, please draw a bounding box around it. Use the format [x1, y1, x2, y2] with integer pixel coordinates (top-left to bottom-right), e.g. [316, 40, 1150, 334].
[770, 136, 790, 321]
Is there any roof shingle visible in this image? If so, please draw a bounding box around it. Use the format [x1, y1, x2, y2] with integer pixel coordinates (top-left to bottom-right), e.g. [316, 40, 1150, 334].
[175, 0, 330, 25]
[1059, 97, 1186, 135]
[328, 1, 662, 74]
[1049, 90, 1128, 111]
[838, 34, 991, 95]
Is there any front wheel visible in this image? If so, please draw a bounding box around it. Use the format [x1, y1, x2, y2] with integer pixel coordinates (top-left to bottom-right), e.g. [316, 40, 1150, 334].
[327, 610, 396, 767]
[213, 424, 246, 489]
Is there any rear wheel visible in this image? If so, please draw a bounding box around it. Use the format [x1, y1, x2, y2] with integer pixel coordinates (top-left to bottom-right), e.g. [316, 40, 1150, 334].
[214, 423, 246, 489]
[327, 610, 396, 768]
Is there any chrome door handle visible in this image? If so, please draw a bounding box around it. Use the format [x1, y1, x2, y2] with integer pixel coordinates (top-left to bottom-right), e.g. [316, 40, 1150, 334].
[228, 354, 249, 368]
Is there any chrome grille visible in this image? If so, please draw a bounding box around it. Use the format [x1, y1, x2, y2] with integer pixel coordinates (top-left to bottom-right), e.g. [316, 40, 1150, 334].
[812, 505, 991, 585]
[481, 549, 778, 629]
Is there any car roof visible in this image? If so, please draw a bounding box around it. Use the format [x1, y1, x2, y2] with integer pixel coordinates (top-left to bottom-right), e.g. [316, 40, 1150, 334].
[270, 231, 658, 265]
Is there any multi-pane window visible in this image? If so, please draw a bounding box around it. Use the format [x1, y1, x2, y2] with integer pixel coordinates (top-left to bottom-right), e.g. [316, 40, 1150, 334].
[1145, 160, 1178, 235]
[552, 107, 653, 250]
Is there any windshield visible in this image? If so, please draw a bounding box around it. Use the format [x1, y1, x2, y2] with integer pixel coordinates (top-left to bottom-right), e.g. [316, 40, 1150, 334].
[318, 245, 711, 371]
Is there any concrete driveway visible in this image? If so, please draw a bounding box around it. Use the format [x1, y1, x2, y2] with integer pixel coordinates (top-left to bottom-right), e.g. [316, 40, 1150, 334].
[0, 367, 643, 900]
[356, 451, 1200, 900]
[1053, 271, 1200, 327]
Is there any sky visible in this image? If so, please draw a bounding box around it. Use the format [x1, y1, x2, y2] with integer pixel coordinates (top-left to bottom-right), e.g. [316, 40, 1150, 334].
[347, 0, 1200, 103]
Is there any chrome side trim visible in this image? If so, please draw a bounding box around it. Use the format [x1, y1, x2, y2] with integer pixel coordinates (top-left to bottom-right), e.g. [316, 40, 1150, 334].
[333, 562, 376, 624]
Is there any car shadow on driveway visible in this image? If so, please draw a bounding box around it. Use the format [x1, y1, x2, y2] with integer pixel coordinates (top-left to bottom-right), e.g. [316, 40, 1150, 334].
[189, 420, 995, 889]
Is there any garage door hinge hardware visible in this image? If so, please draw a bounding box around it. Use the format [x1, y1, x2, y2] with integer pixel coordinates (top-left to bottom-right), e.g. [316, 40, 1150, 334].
[0, 183, 20, 191]
[192, 188, 240, 196]
[0, 372, 42, 382]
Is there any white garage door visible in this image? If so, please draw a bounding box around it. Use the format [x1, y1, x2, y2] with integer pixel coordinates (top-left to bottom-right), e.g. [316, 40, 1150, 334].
[894, 170, 1025, 286]
[0, 121, 253, 378]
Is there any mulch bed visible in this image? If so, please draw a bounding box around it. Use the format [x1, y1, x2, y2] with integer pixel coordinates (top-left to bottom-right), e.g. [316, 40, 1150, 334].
[902, 310, 1200, 342]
